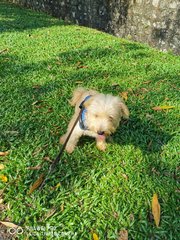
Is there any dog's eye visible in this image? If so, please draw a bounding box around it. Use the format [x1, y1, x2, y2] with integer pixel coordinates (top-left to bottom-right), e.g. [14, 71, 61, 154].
[109, 116, 114, 121]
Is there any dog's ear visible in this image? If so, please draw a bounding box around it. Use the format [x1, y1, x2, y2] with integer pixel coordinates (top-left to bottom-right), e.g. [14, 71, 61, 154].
[119, 101, 130, 119]
[70, 87, 87, 106]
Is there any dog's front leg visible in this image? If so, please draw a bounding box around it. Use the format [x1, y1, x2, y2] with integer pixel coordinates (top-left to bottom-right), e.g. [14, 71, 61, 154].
[65, 128, 82, 153]
[60, 125, 83, 154]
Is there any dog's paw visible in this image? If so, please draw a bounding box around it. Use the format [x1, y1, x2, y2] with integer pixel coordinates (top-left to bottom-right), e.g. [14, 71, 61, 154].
[60, 135, 66, 145]
[65, 144, 75, 154]
[96, 141, 106, 151]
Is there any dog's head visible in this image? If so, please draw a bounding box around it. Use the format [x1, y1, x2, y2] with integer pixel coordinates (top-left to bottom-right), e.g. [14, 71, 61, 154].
[84, 93, 129, 137]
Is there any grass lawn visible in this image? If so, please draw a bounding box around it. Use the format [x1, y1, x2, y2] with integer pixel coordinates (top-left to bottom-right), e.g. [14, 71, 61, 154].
[0, 1, 179, 239]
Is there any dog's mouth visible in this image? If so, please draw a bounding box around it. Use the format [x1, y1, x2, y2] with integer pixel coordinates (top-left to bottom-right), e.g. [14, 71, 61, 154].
[97, 131, 106, 140]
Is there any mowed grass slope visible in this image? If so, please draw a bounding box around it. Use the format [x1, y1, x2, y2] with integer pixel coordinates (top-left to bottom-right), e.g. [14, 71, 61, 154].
[0, 1, 179, 239]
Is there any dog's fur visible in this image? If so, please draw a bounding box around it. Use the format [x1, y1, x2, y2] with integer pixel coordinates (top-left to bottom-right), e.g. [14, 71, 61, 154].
[60, 87, 129, 153]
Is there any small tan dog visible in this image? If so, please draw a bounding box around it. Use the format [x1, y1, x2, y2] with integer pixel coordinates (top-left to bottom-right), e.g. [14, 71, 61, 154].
[60, 87, 129, 153]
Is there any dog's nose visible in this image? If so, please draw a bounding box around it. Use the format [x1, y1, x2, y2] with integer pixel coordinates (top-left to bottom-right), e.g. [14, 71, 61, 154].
[97, 131, 105, 135]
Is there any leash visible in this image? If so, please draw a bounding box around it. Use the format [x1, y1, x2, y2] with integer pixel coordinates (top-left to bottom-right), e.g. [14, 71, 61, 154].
[39, 106, 84, 190]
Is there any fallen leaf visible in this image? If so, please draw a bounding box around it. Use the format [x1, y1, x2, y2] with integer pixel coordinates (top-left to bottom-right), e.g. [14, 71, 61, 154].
[152, 106, 175, 111]
[0, 221, 19, 228]
[43, 156, 52, 162]
[51, 182, 61, 190]
[129, 213, 134, 222]
[0, 164, 5, 170]
[122, 173, 128, 180]
[0, 151, 9, 156]
[26, 165, 42, 170]
[44, 207, 57, 220]
[0, 189, 4, 196]
[32, 147, 43, 156]
[28, 174, 44, 194]
[60, 203, 64, 212]
[140, 88, 148, 92]
[77, 65, 88, 68]
[143, 80, 151, 84]
[0, 175, 8, 183]
[47, 107, 53, 113]
[34, 105, 44, 109]
[0, 199, 3, 204]
[0, 48, 8, 54]
[32, 85, 41, 89]
[120, 91, 128, 101]
[32, 100, 43, 106]
[152, 193, 161, 227]
[75, 81, 83, 84]
[113, 212, 119, 219]
[92, 233, 99, 240]
[118, 229, 128, 240]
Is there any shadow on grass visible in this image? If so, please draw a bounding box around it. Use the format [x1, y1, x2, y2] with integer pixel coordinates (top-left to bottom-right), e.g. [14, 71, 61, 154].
[0, 1, 68, 33]
[115, 117, 172, 153]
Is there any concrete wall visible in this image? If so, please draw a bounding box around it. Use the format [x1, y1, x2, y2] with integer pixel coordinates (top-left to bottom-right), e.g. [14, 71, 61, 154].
[11, 0, 180, 54]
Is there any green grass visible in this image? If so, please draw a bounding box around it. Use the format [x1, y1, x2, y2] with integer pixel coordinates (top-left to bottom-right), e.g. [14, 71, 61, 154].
[0, 1, 180, 239]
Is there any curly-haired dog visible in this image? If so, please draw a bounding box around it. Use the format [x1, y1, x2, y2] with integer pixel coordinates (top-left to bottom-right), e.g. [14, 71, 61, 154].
[60, 87, 129, 153]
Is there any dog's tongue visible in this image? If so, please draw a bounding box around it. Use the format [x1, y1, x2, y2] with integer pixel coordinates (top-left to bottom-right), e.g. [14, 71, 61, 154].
[97, 134, 105, 141]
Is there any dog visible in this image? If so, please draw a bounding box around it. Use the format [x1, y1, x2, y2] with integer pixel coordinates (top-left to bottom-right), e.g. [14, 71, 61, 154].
[60, 87, 129, 153]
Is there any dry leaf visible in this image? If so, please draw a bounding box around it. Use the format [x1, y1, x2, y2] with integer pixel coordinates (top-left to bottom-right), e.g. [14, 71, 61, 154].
[113, 212, 119, 219]
[0, 189, 4, 196]
[47, 107, 53, 113]
[77, 65, 88, 69]
[28, 174, 44, 194]
[0, 221, 19, 228]
[0, 199, 4, 204]
[92, 233, 99, 240]
[27, 165, 42, 170]
[143, 80, 151, 84]
[0, 151, 9, 156]
[75, 81, 83, 84]
[129, 213, 134, 222]
[32, 147, 43, 156]
[122, 173, 128, 180]
[60, 203, 64, 212]
[0, 175, 8, 183]
[118, 229, 128, 240]
[120, 92, 128, 101]
[43, 156, 52, 162]
[32, 100, 43, 106]
[44, 207, 57, 220]
[32, 85, 41, 89]
[140, 88, 148, 92]
[55, 183, 61, 189]
[152, 106, 175, 111]
[0, 48, 8, 54]
[51, 182, 61, 191]
[152, 193, 161, 227]
[0, 164, 5, 170]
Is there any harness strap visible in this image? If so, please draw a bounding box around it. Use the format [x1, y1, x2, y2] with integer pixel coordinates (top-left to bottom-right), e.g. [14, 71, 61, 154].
[79, 95, 91, 130]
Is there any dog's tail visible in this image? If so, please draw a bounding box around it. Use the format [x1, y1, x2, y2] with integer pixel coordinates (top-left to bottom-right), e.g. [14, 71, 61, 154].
[70, 87, 88, 106]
